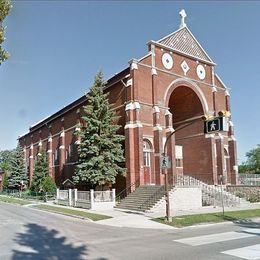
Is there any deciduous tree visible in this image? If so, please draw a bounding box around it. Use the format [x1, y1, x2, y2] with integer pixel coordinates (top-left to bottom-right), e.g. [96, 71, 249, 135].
[239, 144, 260, 174]
[0, 0, 12, 65]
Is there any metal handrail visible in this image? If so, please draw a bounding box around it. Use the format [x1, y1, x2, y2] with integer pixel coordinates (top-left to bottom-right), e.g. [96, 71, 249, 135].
[116, 177, 140, 203]
[138, 185, 166, 212]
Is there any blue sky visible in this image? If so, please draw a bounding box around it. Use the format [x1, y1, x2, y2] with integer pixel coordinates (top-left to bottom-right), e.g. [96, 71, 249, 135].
[1, 1, 259, 164]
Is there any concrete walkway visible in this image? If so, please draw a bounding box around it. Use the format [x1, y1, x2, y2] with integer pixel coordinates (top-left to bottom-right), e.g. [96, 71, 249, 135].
[29, 200, 260, 230]
[75, 202, 260, 229]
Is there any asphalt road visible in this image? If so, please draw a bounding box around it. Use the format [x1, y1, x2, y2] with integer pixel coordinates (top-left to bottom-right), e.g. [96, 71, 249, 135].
[0, 202, 260, 260]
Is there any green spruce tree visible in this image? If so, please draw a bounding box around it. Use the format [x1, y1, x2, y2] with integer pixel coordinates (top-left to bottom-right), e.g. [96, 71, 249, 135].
[31, 151, 49, 192]
[8, 144, 28, 189]
[74, 71, 125, 188]
[0, 0, 12, 65]
[42, 175, 56, 194]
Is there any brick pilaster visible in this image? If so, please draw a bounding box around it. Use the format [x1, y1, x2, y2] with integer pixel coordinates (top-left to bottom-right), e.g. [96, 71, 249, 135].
[29, 144, 34, 186]
[215, 134, 227, 184]
[59, 128, 65, 185]
[47, 135, 53, 178]
[165, 110, 176, 185]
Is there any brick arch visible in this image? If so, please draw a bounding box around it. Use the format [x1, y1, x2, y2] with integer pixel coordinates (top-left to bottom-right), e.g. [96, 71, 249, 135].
[143, 138, 153, 151]
[164, 78, 209, 114]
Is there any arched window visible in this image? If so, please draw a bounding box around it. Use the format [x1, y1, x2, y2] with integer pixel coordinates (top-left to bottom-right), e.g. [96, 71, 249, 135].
[143, 140, 152, 167]
[224, 148, 229, 172]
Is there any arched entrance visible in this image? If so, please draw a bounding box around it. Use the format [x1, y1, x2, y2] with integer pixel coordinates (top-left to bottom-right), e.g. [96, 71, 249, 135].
[143, 139, 154, 185]
[166, 82, 215, 183]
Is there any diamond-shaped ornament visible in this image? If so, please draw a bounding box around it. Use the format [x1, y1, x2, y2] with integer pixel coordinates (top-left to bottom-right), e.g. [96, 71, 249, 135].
[181, 60, 189, 76]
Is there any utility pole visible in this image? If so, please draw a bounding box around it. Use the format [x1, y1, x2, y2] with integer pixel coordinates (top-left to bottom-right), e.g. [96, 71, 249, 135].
[162, 117, 202, 223]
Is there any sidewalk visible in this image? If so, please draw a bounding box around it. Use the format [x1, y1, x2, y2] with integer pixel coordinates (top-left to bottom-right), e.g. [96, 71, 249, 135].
[29, 200, 260, 230]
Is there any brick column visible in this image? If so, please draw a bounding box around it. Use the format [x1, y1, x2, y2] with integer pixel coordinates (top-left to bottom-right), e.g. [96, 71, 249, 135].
[225, 90, 230, 111]
[228, 120, 238, 184]
[23, 146, 28, 183]
[211, 137, 218, 185]
[124, 102, 143, 189]
[47, 135, 53, 178]
[215, 134, 227, 184]
[212, 86, 217, 116]
[59, 128, 66, 185]
[165, 110, 176, 186]
[38, 139, 42, 152]
[133, 102, 144, 186]
[29, 144, 34, 186]
[153, 106, 163, 185]
[125, 102, 136, 189]
[204, 134, 218, 184]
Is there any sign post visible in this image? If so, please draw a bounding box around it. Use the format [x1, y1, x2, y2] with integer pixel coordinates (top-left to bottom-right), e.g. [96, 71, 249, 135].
[161, 154, 172, 222]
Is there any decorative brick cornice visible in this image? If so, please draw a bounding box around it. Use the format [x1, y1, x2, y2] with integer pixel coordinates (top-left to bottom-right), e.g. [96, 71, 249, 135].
[151, 68, 157, 75]
[124, 122, 143, 129]
[153, 106, 160, 113]
[126, 79, 133, 87]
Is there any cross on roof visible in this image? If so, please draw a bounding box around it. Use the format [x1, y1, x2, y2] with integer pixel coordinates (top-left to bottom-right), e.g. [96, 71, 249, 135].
[179, 9, 187, 28]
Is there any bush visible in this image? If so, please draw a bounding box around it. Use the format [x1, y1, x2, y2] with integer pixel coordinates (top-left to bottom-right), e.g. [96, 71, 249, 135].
[3, 174, 9, 188]
[42, 176, 56, 194]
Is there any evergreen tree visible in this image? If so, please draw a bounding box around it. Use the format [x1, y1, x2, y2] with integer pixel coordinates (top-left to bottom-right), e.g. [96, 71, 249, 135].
[8, 144, 28, 189]
[0, 0, 12, 65]
[74, 71, 125, 187]
[3, 173, 8, 188]
[31, 151, 49, 192]
[0, 149, 13, 172]
[42, 175, 56, 194]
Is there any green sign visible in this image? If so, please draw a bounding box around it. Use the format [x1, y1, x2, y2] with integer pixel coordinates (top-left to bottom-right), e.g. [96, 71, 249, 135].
[204, 117, 228, 134]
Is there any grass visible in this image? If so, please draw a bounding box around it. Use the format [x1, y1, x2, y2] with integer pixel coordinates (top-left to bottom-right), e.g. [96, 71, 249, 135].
[0, 195, 32, 205]
[32, 204, 112, 221]
[153, 209, 260, 228]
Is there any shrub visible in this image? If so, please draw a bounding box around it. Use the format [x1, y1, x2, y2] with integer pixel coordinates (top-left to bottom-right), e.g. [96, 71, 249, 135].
[42, 176, 56, 194]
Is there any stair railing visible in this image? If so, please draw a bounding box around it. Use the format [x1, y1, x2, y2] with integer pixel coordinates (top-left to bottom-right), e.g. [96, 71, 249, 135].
[138, 185, 166, 212]
[173, 174, 241, 207]
[116, 177, 140, 203]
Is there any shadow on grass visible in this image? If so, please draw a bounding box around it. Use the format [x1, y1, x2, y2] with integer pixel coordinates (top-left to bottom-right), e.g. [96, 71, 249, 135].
[11, 223, 106, 260]
[213, 214, 260, 229]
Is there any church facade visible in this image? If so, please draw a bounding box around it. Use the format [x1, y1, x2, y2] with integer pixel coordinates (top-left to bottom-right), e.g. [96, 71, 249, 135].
[19, 10, 238, 191]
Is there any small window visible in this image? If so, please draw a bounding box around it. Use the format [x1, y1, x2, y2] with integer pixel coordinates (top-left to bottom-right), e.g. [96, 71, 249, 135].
[66, 143, 76, 163]
[53, 147, 59, 166]
[143, 140, 152, 167]
[176, 158, 182, 168]
[143, 152, 151, 167]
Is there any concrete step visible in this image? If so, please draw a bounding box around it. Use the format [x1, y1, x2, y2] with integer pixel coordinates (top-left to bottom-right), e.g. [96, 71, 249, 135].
[116, 185, 165, 212]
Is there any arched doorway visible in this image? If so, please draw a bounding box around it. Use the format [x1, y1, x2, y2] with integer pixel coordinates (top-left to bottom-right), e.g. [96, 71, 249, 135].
[143, 140, 154, 185]
[167, 84, 214, 183]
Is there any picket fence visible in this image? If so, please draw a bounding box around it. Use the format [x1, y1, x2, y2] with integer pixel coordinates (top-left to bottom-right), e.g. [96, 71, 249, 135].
[56, 188, 116, 210]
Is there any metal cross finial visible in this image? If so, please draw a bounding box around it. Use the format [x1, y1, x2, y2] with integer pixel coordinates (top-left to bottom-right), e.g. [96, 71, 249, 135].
[179, 9, 187, 28]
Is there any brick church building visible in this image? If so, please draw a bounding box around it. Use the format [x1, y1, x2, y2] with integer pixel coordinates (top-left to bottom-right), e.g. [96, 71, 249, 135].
[19, 10, 238, 191]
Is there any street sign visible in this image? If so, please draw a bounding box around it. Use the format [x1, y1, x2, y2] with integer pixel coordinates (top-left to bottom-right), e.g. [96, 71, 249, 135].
[204, 116, 228, 134]
[160, 155, 171, 169]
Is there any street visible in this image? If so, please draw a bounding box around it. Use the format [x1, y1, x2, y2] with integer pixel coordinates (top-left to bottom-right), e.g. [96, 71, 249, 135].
[0, 202, 260, 260]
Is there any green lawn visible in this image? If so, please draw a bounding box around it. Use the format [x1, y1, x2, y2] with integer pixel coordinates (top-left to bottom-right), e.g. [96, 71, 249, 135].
[153, 209, 260, 228]
[0, 195, 32, 205]
[32, 204, 112, 221]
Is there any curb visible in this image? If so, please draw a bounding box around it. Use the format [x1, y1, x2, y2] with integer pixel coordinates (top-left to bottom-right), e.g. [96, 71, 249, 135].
[28, 205, 94, 222]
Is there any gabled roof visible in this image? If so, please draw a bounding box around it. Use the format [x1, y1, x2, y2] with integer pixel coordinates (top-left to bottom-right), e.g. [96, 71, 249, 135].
[156, 26, 214, 64]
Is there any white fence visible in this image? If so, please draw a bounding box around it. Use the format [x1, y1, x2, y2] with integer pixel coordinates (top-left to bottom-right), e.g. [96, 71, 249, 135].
[56, 188, 116, 210]
[238, 174, 260, 186]
[94, 190, 113, 202]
